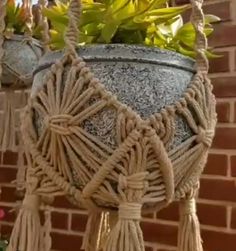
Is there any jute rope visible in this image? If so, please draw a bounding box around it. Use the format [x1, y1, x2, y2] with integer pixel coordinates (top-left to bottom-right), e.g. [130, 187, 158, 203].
[38, 0, 50, 52]
[7, 0, 217, 251]
[22, 0, 34, 38]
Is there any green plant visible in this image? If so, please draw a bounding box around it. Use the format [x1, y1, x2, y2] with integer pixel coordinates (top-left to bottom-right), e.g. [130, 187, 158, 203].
[4, 0, 41, 38]
[43, 0, 220, 58]
[0, 240, 7, 251]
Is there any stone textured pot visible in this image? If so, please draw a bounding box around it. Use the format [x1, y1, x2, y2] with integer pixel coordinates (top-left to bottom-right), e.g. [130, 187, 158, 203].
[2, 35, 42, 87]
[33, 44, 195, 149]
[32, 44, 197, 209]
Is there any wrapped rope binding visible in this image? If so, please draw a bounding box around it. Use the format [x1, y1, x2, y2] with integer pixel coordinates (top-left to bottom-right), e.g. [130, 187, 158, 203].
[177, 186, 203, 251]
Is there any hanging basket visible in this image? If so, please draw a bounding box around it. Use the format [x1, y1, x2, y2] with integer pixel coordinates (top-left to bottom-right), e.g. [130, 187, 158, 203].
[7, 0, 217, 251]
[1, 35, 42, 87]
[32, 44, 197, 210]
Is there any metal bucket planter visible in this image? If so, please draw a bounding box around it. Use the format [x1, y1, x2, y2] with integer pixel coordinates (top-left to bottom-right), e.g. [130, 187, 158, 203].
[1, 35, 42, 87]
[32, 44, 196, 209]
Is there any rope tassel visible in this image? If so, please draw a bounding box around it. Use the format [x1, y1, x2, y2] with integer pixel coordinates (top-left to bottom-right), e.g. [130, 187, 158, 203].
[177, 189, 203, 251]
[104, 202, 145, 251]
[0, 90, 17, 152]
[6, 195, 43, 251]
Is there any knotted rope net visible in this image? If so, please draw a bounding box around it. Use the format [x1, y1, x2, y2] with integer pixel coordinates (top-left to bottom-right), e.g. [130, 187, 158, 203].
[0, 0, 50, 153]
[7, 0, 217, 251]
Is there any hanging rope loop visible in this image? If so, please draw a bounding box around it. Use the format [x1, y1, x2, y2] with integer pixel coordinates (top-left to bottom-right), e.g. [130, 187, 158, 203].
[64, 0, 82, 57]
[190, 0, 209, 73]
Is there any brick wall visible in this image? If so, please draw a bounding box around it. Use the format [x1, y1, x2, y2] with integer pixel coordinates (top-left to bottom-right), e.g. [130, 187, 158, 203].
[1, 0, 236, 250]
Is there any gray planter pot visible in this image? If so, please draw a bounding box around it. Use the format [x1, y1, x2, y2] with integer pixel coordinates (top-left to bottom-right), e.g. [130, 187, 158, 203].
[32, 44, 197, 209]
[33, 44, 195, 149]
[2, 35, 42, 87]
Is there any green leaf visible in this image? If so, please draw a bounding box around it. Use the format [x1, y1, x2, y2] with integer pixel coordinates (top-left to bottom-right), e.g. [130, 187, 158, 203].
[205, 50, 223, 59]
[101, 20, 120, 43]
[204, 14, 221, 24]
[109, 0, 131, 14]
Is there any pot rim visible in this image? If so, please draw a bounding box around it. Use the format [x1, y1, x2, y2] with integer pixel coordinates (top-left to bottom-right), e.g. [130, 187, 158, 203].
[4, 34, 42, 48]
[34, 44, 196, 76]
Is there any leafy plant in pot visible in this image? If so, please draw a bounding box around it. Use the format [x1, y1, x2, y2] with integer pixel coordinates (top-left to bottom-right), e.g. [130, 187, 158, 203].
[0, 0, 45, 87]
[7, 0, 218, 251]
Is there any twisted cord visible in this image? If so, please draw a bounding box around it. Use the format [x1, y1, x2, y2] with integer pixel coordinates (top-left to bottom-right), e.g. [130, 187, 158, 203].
[64, 0, 82, 56]
[190, 0, 209, 73]
[23, 0, 33, 37]
[38, 0, 50, 52]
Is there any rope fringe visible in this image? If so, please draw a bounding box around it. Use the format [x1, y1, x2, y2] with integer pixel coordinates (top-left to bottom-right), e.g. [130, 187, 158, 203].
[0, 91, 17, 152]
[177, 188, 203, 251]
[6, 195, 43, 251]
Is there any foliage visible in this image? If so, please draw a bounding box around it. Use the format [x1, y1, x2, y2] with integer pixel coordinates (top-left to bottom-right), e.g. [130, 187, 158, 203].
[4, 0, 41, 38]
[0, 240, 7, 251]
[43, 0, 220, 58]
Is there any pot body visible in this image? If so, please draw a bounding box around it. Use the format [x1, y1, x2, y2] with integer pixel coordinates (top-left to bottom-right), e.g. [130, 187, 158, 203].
[33, 44, 195, 149]
[32, 44, 197, 210]
[2, 35, 42, 87]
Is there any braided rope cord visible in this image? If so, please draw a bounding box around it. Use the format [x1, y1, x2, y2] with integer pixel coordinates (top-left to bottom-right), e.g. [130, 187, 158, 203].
[22, 0, 34, 37]
[191, 0, 209, 73]
[38, 0, 50, 52]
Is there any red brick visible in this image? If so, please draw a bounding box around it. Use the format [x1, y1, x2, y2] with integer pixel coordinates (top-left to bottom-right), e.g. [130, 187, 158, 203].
[212, 128, 236, 149]
[204, 154, 228, 176]
[156, 202, 179, 222]
[157, 201, 226, 227]
[231, 207, 236, 229]
[52, 196, 79, 210]
[202, 229, 236, 251]
[209, 24, 236, 47]
[0, 186, 19, 202]
[212, 77, 236, 98]
[0, 224, 13, 237]
[231, 156, 236, 177]
[182, 2, 231, 22]
[198, 203, 227, 227]
[51, 232, 83, 251]
[141, 222, 178, 246]
[203, 2, 231, 22]
[0, 167, 17, 183]
[71, 213, 88, 232]
[209, 51, 229, 73]
[0, 206, 16, 223]
[199, 178, 236, 202]
[175, 0, 189, 4]
[51, 211, 69, 230]
[2, 151, 18, 165]
[216, 102, 231, 122]
[145, 247, 154, 251]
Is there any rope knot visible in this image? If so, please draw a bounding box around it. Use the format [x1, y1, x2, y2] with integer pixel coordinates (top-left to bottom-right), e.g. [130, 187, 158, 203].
[119, 203, 142, 220]
[180, 198, 196, 216]
[118, 172, 149, 191]
[45, 114, 74, 135]
[23, 194, 40, 211]
[196, 127, 214, 147]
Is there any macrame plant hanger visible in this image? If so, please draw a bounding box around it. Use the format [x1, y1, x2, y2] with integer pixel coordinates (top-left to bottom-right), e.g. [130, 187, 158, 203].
[6, 0, 216, 250]
[0, 0, 32, 153]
